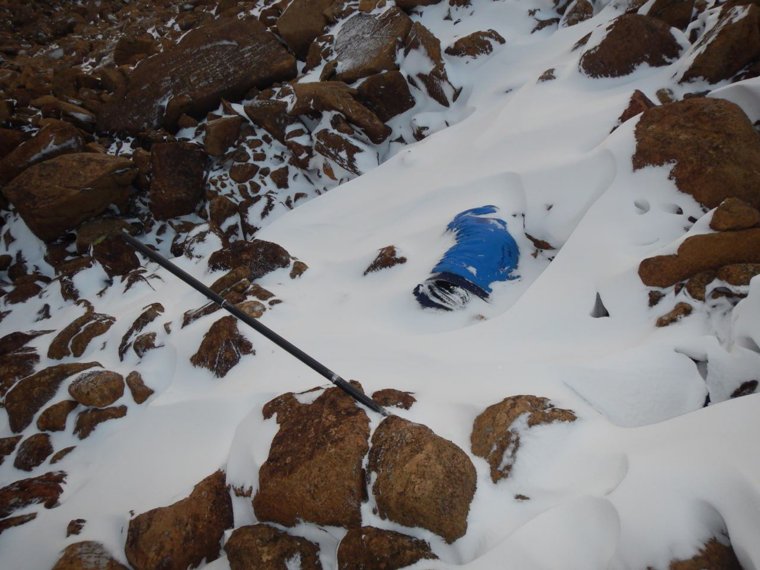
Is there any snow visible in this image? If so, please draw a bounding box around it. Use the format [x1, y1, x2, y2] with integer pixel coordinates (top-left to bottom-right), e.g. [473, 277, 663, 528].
[2, 0, 760, 568]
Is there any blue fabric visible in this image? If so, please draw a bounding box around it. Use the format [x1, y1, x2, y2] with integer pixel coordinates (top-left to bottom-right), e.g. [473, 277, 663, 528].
[430, 205, 519, 297]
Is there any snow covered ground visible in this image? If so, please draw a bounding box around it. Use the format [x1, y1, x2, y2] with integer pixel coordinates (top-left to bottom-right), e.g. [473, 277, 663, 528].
[2, 0, 760, 568]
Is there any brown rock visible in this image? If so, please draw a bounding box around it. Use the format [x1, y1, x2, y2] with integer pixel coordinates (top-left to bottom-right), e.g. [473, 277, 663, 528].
[75, 219, 133, 254]
[471, 395, 577, 483]
[30, 96, 96, 131]
[98, 18, 297, 133]
[656, 301, 694, 327]
[244, 97, 294, 144]
[0, 436, 22, 465]
[731, 380, 758, 398]
[224, 524, 323, 570]
[616, 89, 655, 127]
[669, 537, 742, 570]
[51, 447, 76, 464]
[0, 471, 66, 518]
[710, 197, 760, 231]
[48, 311, 116, 360]
[561, 0, 594, 27]
[253, 385, 370, 528]
[685, 270, 716, 301]
[0, 128, 27, 160]
[639, 229, 760, 287]
[357, 71, 415, 122]
[126, 371, 154, 404]
[52, 541, 128, 570]
[0, 330, 46, 395]
[113, 35, 159, 67]
[1, 153, 135, 242]
[37, 400, 79, 432]
[445, 29, 506, 57]
[0, 513, 37, 535]
[208, 239, 292, 279]
[290, 260, 309, 279]
[0, 122, 84, 186]
[369, 415, 476, 543]
[74, 406, 128, 439]
[278, 0, 335, 59]
[14, 433, 54, 471]
[337, 526, 437, 569]
[66, 519, 86, 536]
[371, 388, 416, 410]
[190, 316, 254, 378]
[405, 22, 458, 107]
[579, 14, 682, 78]
[229, 163, 259, 183]
[364, 245, 407, 275]
[119, 303, 164, 361]
[5, 362, 100, 432]
[125, 471, 233, 570]
[647, 0, 694, 30]
[133, 333, 159, 357]
[633, 98, 760, 209]
[205, 115, 243, 157]
[681, 4, 760, 84]
[149, 142, 207, 220]
[333, 8, 413, 83]
[92, 234, 141, 277]
[314, 129, 365, 175]
[68, 370, 125, 408]
[717, 263, 760, 286]
[236, 300, 267, 319]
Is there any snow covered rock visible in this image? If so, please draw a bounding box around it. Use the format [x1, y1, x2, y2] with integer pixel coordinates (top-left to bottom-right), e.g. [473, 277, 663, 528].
[364, 245, 408, 275]
[208, 239, 293, 279]
[560, 0, 594, 28]
[0, 437, 21, 466]
[125, 471, 233, 570]
[579, 14, 682, 78]
[404, 21, 459, 107]
[13, 433, 53, 472]
[0, 329, 47, 395]
[149, 142, 208, 220]
[633, 97, 760, 209]
[444, 29, 506, 58]
[718, 263, 760, 286]
[37, 400, 78, 432]
[710, 197, 760, 232]
[74, 406, 127, 439]
[1, 153, 135, 241]
[645, 0, 695, 30]
[356, 71, 416, 122]
[668, 537, 743, 570]
[370, 388, 416, 410]
[47, 310, 116, 360]
[368, 415, 476, 543]
[337, 526, 437, 569]
[0, 471, 66, 518]
[224, 524, 322, 570]
[471, 395, 577, 483]
[253, 385, 370, 528]
[189, 316, 254, 378]
[52, 541, 128, 570]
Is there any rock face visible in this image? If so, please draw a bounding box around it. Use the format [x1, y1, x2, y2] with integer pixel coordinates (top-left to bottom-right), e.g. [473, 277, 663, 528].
[68, 370, 125, 408]
[633, 98, 760, 209]
[471, 395, 577, 483]
[14, 433, 54, 471]
[224, 524, 323, 570]
[1, 153, 135, 241]
[710, 198, 760, 231]
[337, 526, 437, 570]
[48, 311, 116, 360]
[149, 142, 208, 220]
[579, 14, 682, 78]
[52, 541, 128, 570]
[368, 415, 476, 543]
[253, 385, 370, 528]
[189, 316, 254, 378]
[98, 18, 297, 133]
[445, 29, 506, 58]
[125, 471, 233, 570]
[278, 0, 335, 59]
[0, 471, 66, 518]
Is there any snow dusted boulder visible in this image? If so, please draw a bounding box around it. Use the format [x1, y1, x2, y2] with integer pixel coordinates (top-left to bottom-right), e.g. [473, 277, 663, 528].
[445, 29, 506, 58]
[0, 471, 66, 519]
[52, 541, 128, 570]
[718, 263, 760, 286]
[710, 197, 760, 232]
[356, 71, 416, 122]
[615, 89, 655, 128]
[13, 433, 53, 471]
[645, 0, 695, 30]
[190, 316, 254, 378]
[253, 385, 370, 528]
[1, 153, 135, 242]
[337, 526, 438, 569]
[149, 142, 208, 220]
[224, 524, 322, 570]
[368, 415, 476, 543]
[0, 436, 21, 465]
[125, 471, 233, 570]
[47, 310, 116, 360]
[680, 4, 760, 84]
[579, 14, 682, 78]
[633, 98, 760, 209]
[404, 22, 459, 107]
[208, 239, 293, 279]
[68, 370, 125, 408]
[97, 18, 297, 134]
[471, 395, 577, 483]
[277, 0, 336, 59]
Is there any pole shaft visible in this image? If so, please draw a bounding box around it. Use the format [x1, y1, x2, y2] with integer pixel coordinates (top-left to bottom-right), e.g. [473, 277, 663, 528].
[122, 233, 387, 416]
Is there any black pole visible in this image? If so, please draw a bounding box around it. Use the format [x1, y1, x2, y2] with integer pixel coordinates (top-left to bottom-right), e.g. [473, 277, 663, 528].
[122, 232, 388, 416]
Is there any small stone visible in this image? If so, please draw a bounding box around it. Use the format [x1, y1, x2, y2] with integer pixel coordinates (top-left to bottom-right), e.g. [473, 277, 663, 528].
[224, 524, 323, 570]
[685, 270, 716, 301]
[371, 388, 416, 409]
[655, 302, 693, 327]
[364, 245, 407, 275]
[126, 371, 154, 404]
[74, 406, 127, 439]
[66, 518, 86, 536]
[290, 260, 308, 279]
[0, 436, 22, 465]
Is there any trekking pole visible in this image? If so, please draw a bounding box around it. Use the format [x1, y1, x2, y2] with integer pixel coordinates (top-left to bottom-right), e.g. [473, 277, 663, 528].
[122, 232, 388, 416]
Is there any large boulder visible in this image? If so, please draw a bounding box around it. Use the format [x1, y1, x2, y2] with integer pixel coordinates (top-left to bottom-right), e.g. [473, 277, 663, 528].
[278, 0, 335, 59]
[68, 370, 125, 408]
[97, 18, 297, 133]
[253, 385, 370, 528]
[224, 524, 323, 570]
[368, 415, 476, 543]
[579, 14, 682, 78]
[1, 153, 135, 242]
[149, 142, 207, 220]
[125, 471, 233, 570]
[337, 526, 437, 569]
[471, 395, 577, 483]
[52, 541, 128, 570]
[189, 316, 254, 378]
[633, 98, 760, 209]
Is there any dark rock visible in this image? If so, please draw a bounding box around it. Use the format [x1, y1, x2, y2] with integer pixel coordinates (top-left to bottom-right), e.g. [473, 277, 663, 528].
[405, 22, 458, 107]
[98, 18, 297, 133]
[364, 245, 407, 275]
[66, 518, 86, 536]
[37, 400, 79, 432]
[224, 524, 323, 570]
[75, 219, 133, 254]
[113, 35, 159, 66]
[119, 303, 164, 361]
[371, 388, 416, 410]
[133, 333, 159, 357]
[190, 316, 254, 378]
[369, 415, 476, 543]
[445, 29, 506, 57]
[616, 89, 655, 127]
[396, 0, 443, 9]
[149, 142, 207, 220]
[314, 129, 365, 175]
[0, 436, 22, 465]
[92, 234, 141, 277]
[561, 0, 594, 27]
[0, 513, 37, 535]
[48, 311, 116, 360]
[278, 0, 335, 59]
[208, 239, 292, 279]
[669, 537, 742, 570]
[126, 371, 154, 404]
[5, 362, 100, 432]
[52, 541, 128, 570]
[0, 128, 28, 160]
[471, 395, 576, 483]
[30, 96, 96, 131]
[717, 263, 760, 286]
[1, 153, 135, 242]
[731, 380, 758, 398]
[290, 260, 309, 279]
[337, 526, 437, 570]
[74, 406, 127, 439]
[685, 270, 716, 301]
[579, 14, 682, 78]
[14, 433, 54, 471]
[125, 471, 233, 570]
[710, 197, 760, 231]
[0, 471, 66, 518]
[50, 447, 76, 464]
[0, 329, 49, 395]
[639, 229, 760, 287]
[633, 98, 760, 209]
[204, 115, 243, 157]
[656, 302, 694, 327]
[647, 0, 694, 30]
[253, 385, 370, 528]
[357, 71, 415, 122]
[68, 370, 124, 408]
[229, 163, 259, 184]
